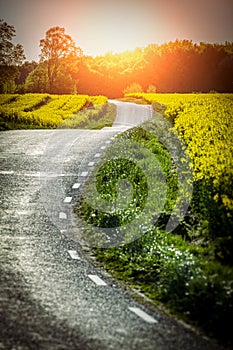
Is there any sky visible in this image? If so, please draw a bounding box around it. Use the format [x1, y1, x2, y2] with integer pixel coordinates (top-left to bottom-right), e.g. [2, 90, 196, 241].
[0, 0, 233, 61]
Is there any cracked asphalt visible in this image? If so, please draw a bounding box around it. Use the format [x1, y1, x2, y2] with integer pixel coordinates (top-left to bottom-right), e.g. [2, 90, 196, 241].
[0, 103, 223, 349]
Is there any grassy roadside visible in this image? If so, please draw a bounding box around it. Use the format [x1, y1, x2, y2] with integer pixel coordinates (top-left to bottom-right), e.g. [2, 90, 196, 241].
[60, 103, 116, 130]
[76, 103, 233, 349]
[116, 97, 149, 104]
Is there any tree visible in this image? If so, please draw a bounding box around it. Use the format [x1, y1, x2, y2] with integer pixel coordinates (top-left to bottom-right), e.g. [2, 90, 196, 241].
[16, 61, 38, 85]
[25, 63, 49, 93]
[39, 26, 82, 93]
[0, 19, 25, 92]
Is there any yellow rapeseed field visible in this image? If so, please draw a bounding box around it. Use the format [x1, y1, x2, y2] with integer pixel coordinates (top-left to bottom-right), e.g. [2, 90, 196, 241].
[0, 94, 108, 128]
[126, 93, 233, 214]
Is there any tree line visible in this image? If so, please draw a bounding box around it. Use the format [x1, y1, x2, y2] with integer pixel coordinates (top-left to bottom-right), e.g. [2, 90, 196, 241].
[1, 20, 233, 97]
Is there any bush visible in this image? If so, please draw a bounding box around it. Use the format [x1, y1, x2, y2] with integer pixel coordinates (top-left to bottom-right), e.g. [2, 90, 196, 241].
[123, 82, 143, 94]
[147, 84, 157, 93]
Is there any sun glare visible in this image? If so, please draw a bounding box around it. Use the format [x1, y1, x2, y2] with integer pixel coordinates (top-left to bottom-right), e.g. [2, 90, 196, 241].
[78, 1, 158, 56]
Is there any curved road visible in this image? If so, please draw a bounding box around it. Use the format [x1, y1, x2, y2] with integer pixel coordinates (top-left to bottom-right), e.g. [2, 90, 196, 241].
[0, 102, 221, 349]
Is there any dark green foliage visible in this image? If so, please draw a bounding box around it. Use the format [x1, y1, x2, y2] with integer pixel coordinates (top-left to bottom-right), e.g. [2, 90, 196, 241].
[94, 226, 233, 347]
[0, 19, 25, 93]
[190, 179, 233, 265]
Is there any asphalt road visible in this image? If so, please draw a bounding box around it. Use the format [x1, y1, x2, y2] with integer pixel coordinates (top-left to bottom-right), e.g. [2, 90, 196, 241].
[0, 103, 222, 350]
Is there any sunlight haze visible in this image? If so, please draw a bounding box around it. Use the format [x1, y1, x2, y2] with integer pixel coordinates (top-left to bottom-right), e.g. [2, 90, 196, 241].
[0, 0, 232, 61]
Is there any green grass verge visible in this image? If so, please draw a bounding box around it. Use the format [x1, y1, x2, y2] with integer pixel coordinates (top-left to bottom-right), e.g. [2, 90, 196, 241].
[60, 103, 116, 130]
[82, 103, 116, 129]
[116, 97, 150, 104]
[76, 118, 233, 349]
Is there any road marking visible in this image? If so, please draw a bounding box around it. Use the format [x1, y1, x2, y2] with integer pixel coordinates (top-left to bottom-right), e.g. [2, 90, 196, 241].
[64, 197, 72, 203]
[88, 161, 95, 167]
[41, 173, 78, 178]
[72, 183, 80, 189]
[31, 150, 44, 155]
[16, 210, 30, 215]
[68, 250, 81, 260]
[59, 212, 67, 219]
[1, 235, 29, 240]
[80, 171, 88, 177]
[94, 153, 101, 158]
[0, 170, 14, 175]
[88, 275, 107, 286]
[0, 171, 79, 177]
[128, 307, 158, 324]
[100, 146, 106, 150]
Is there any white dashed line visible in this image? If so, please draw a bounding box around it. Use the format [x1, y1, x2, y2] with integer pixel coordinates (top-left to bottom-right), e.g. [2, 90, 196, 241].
[64, 197, 72, 203]
[81, 171, 88, 177]
[0, 171, 14, 175]
[68, 250, 81, 260]
[128, 307, 158, 324]
[59, 212, 67, 219]
[88, 275, 107, 286]
[94, 153, 101, 158]
[88, 161, 95, 167]
[16, 210, 30, 215]
[32, 150, 44, 155]
[72, 183, 80, 189]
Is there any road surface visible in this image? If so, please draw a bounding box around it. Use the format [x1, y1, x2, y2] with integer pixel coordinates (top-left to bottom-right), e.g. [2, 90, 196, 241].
[0, 102, 221, 349]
